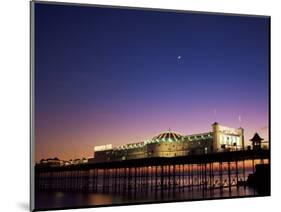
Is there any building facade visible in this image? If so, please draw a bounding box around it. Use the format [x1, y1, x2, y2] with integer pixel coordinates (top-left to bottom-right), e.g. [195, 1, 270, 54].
[90, 122, 244, 163]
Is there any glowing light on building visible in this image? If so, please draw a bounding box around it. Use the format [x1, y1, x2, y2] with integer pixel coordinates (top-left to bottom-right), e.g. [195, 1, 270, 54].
[94, 144, 113, 152]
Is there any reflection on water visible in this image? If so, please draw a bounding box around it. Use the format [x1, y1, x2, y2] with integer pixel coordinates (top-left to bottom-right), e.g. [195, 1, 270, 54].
[35, 159, 269, 210]
[35, 186, 258, 210]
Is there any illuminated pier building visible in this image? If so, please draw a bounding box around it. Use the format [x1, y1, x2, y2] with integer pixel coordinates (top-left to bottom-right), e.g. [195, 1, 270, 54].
[91, 122, 245, 163]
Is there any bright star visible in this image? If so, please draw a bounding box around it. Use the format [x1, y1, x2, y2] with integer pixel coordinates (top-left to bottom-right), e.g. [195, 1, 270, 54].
[177, 56, 181, 60]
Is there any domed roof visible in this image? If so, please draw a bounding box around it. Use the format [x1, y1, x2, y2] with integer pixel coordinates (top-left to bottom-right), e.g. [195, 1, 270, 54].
[152, 130, 184, 142]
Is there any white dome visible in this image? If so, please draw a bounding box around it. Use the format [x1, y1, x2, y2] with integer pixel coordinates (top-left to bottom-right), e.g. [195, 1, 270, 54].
[152, 130, 184, 142]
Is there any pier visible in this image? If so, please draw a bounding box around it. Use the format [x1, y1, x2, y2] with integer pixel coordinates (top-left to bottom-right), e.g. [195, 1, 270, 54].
[35, 150, 269, 194]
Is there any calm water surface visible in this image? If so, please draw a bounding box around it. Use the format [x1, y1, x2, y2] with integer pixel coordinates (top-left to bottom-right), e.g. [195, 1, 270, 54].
[36, 186, 257, 210]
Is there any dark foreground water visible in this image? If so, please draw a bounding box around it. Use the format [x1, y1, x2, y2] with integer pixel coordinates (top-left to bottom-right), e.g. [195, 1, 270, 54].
[35, 186, 259, 210]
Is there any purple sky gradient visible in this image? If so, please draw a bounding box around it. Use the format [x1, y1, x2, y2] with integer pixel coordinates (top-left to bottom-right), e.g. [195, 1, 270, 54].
[35, 4, 269, 161]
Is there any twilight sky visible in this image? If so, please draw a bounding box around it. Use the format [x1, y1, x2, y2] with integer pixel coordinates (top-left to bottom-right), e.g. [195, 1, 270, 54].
[35, 3, 269, 161]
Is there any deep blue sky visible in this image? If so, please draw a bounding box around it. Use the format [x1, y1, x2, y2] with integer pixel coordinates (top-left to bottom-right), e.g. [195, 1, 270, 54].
[34, 3, 269, 160]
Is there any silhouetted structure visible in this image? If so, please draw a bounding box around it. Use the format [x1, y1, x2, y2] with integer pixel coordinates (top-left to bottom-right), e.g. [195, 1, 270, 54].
[35, 150, 269, 195]
[247, 164, 270, 194]
[250, 133, 263, 150]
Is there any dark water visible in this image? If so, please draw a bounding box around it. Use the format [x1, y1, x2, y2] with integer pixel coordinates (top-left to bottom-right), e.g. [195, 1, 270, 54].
[35, 186, 258, 210]
[35, 160, 269, 210]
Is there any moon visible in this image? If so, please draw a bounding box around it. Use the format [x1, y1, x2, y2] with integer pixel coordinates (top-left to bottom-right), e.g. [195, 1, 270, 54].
[177, 56, 182, 60]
